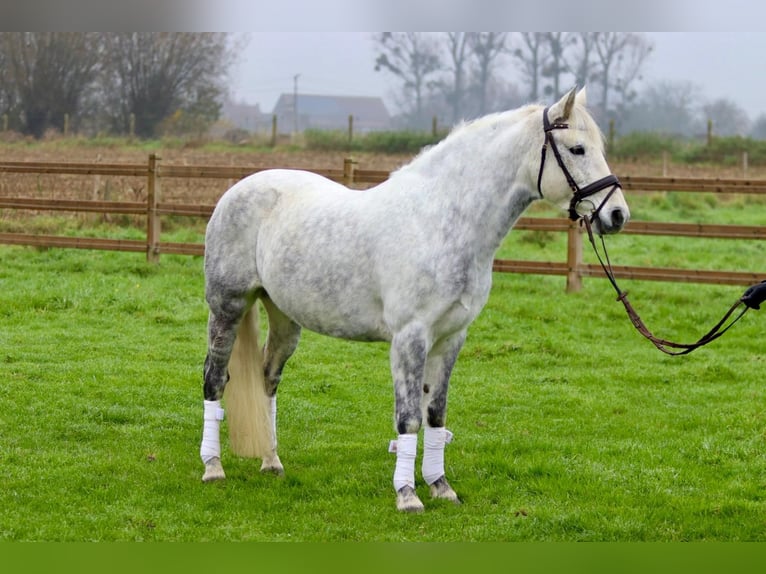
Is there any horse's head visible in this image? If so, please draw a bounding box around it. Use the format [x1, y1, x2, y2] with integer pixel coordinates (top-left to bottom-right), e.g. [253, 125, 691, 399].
[534, 87, 630, 235]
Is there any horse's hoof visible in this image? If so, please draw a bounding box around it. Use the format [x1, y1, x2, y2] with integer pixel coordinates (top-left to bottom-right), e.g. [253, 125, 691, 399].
[202, 458, 225, 482]
[396, 486, 425, 513]
[429, 476, 461, 504]
[260, 464, 285, 476]
[260, 454, 285, 476]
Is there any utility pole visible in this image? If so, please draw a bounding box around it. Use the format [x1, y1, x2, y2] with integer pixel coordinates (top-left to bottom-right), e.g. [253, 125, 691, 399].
[293, 73, 300, 135]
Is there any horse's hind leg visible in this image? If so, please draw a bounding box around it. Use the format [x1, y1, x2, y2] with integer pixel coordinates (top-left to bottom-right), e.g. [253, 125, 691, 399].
[390, 322, 429, 512]
[421, 330, 466, 504]
[200, 296, 249, 482]
[259, 295, 302, 474]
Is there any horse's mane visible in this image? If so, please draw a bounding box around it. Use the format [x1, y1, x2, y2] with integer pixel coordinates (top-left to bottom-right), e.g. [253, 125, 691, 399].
[393, 101, 604, 178]
[395, 105, 539, 176]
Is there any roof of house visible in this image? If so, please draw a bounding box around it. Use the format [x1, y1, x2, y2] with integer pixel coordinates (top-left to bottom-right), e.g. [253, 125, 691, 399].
[272, 93, 390, 122]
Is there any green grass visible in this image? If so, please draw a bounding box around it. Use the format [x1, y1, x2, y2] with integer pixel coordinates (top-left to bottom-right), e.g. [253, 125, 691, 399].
[1, 207, 765, 541]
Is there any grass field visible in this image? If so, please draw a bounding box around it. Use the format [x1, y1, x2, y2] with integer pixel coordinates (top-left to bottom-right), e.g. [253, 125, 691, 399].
[1, 201, 764, 540]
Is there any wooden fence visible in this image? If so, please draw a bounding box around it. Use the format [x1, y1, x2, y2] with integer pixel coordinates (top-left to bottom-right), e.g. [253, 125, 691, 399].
[0, 154, 764, 291]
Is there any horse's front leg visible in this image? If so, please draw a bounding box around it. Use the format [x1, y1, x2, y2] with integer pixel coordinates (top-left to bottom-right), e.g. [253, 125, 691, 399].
[421, 330, 466, 504]
[390, 323, 429, 512]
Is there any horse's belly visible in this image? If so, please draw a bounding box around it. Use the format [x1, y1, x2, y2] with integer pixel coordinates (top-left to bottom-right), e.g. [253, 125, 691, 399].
[258, 245, 389, 341]
[265, 285, 391, 342]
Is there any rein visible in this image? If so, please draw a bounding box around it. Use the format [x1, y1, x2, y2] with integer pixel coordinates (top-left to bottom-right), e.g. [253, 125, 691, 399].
[537, 103, 766, 354]
[581, 217, 765, 355]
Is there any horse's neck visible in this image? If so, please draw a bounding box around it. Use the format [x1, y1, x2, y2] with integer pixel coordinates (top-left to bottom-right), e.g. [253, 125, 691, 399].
[390, 112, 538, 263]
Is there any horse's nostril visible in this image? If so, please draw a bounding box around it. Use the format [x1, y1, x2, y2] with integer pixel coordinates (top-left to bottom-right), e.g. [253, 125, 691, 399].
[611, 208, 625, 228]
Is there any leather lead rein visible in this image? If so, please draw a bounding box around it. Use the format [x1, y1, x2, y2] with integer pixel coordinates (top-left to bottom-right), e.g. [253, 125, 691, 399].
[581, 217, 764, 355]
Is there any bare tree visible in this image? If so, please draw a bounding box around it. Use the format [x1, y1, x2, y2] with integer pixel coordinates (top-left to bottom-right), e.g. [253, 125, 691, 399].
[567, 33, 599, 90]
[703, 98, 750, 137]
[541, 32, 574, 99]
[0, 38, 15, 123]
[469, 32, 509, 116]
[592, 33, 653, 117]
[623, 80, 700, 136]
[512, 33, 546, 102]
[750, 114, 766, 139]
[0, 32, 101, 137]
[439, 32, 472, 124]
[101, 33, 231, 138]
[609, 34, 653, 114]
[374, 32, 442, 127]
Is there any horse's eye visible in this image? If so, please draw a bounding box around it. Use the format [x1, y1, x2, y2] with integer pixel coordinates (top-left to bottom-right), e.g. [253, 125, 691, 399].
[569, 145, 585, 155]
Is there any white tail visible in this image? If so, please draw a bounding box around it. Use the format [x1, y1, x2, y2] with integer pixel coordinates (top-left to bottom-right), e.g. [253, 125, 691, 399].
[223, 305, 274, 458]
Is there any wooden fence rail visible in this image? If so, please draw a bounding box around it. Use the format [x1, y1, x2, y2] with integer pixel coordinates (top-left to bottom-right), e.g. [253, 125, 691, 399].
[0, 154, 764, 290]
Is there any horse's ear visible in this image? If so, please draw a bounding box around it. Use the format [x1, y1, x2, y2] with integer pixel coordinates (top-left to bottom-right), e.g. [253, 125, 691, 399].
[576, 86, 587, 107]
[549, 87, 578, 121]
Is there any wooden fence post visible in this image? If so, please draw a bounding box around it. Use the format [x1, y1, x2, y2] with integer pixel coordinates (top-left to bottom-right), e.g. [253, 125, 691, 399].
[146, 153, 161, 263]
[271, 114, 277, 147]
[343, 157, 357, 186]
[566, 220, 583, 292]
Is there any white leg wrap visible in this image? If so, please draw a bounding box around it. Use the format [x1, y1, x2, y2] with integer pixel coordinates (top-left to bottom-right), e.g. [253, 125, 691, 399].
[422, 427, 452, 485]
[391, 433, 418, 492]
[200, 400, 225, 464]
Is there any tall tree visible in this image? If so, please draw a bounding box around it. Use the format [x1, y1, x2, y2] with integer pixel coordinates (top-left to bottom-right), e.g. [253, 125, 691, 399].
[373, 32, 442, 127]
[0, 32, 101, 137]
[750, 114, 766, 139]
[592, 32, 653, 118]
[568, 33, 599, 89]
[541, 32, 573, 99]
[703, 98, 750, 137]
[609, 33, 653, 115]
[101, 33, 231, 138]
[622, 80, 700, 136]
[512, 33, 546, 102]
[0, 37, 15, 124]
[469, 32, 509, 116]
[439, 32, 472, 123]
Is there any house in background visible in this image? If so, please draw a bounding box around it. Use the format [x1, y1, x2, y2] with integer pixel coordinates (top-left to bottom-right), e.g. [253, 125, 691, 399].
[271, 93, 391, 133]
[219, 99, 270, 133]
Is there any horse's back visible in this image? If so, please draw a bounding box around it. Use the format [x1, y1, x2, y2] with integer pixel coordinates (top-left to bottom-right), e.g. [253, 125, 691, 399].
[212, 168, 345, 217]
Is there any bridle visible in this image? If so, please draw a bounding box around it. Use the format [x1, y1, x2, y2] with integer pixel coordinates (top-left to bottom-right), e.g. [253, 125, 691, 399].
[536, 106, 621, 222]
[536, 105, 765, 355]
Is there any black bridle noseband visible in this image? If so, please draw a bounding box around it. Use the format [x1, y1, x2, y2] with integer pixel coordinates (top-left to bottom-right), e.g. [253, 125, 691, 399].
[536, 106, 621, 222]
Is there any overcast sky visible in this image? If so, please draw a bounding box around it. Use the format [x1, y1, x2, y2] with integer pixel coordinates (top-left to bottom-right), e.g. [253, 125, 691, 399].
[229, 32, 766, 121]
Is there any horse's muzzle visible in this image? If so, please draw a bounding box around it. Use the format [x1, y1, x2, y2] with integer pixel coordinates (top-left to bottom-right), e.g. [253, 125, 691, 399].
[570, 177, 629, 236]
[592, 205, 629, 235]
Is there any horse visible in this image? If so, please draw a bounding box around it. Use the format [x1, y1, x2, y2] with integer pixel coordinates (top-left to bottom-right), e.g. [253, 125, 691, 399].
[198, 87, 630, 512]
